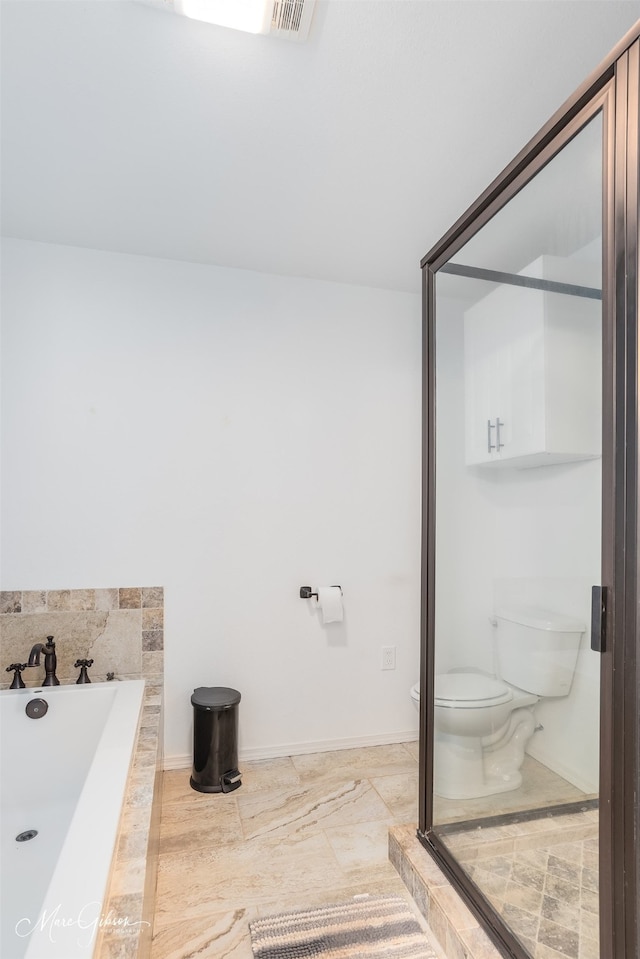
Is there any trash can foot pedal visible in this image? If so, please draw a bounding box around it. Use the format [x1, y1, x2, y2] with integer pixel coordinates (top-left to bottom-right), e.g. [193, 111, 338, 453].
[221, 769, 242, 792]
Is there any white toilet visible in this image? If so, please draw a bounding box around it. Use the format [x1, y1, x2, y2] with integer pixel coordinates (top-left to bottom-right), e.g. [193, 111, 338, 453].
[410, 605, 586, 799]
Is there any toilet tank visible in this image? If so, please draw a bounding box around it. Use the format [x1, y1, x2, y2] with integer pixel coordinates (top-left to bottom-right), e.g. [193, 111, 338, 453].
[494, 606, 586, 697]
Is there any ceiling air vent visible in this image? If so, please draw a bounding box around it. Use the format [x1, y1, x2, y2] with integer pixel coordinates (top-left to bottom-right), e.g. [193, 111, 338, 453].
[270, 0, 315, 41]
[138, 0, 316, 40]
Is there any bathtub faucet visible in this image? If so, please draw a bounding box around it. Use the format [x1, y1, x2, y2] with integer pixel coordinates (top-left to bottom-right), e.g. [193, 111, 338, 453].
[27, 636, 60, 686]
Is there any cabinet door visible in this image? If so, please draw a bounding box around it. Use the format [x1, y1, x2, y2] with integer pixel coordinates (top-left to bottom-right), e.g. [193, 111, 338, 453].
[501, 286, 545, 461]
[464, 273, 598, 468]
[464, 302, 499, 465]
[464, 285, 525, 465]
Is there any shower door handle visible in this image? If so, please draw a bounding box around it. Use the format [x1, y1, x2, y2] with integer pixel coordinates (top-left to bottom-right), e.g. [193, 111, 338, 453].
[591, 585, 607, 653]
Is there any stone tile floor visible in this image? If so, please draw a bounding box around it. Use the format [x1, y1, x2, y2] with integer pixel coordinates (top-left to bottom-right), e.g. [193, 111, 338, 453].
[445, 809, 599, 959]
[150, 741, 443, 959]
[150, 744, 597, 959]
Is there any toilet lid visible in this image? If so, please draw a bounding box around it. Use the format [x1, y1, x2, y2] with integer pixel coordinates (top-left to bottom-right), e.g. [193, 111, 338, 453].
[435, 673, 512, 709]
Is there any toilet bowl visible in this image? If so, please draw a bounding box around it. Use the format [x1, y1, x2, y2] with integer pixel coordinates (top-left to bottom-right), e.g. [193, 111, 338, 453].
[410, 672, 537, 799]
[409, 605, 586, 800]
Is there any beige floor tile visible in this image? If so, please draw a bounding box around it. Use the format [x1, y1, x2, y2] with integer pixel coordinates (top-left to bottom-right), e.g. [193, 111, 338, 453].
[161, 768, 196, 806]
[503, 880, 543, 915]
[236, 778, 393, 840]
[159, 794, 244, 852]
[324, 819, 393, 872]
[254, 870, 420, 918]
[238, 756, 302, 794]
[501, 901, 541, 941]
[402, 740, 420, 762]
[370, 771, 419, 822]
[151, 907, 257, 959]
[537, 916, 580, 958]
[154, 744, 598, 959]
[153, 745, 430, 952]
[162, 758, 301, 806]
[580, 906, 599, 942]
[327, 859, 412, 891]
[467, 866, 510, 901]
[291, 743, 418, 785]
[517, 848, 551, 872]
[532, 943, 570, 959]
[154, 832, 346, 926]
[578, 935, 599, 959]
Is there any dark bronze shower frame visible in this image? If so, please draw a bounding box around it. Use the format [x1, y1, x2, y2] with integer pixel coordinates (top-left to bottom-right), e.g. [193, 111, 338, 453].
[418, 21, 640, 959]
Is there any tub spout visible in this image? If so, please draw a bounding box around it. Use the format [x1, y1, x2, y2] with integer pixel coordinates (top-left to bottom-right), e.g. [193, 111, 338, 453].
[27, 636, 60, 686]
[27, 644, 45, 666]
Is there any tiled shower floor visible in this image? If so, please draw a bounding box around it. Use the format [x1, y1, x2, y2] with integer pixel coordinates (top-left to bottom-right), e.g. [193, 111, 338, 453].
[443, 809, 599, 959]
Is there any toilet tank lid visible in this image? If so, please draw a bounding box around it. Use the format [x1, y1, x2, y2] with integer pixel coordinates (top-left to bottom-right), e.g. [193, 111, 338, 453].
[495, 605, 586, 632]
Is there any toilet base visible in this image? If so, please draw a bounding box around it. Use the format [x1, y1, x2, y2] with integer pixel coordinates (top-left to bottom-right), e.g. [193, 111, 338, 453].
[434, 707, 536, 801]
[435, 769, 524, 801]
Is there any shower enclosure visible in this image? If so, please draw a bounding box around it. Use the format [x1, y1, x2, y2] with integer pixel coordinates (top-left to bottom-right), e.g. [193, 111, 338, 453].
[418, 22, 639, 959]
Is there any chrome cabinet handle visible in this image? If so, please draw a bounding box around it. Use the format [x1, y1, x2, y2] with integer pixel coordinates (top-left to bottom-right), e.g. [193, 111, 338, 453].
[496, 418, 504, 452]
[487, 419, 496, 453]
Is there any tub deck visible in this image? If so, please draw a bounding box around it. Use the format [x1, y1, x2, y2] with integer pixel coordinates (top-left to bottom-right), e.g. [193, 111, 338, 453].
[95, 680, 163, 959]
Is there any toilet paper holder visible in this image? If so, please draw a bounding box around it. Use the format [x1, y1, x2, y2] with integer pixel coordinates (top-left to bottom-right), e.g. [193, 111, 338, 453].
[300, 585, 342, 600]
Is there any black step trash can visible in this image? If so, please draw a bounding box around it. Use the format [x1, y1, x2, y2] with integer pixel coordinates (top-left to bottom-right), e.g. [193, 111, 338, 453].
[190, 686, 242, 793]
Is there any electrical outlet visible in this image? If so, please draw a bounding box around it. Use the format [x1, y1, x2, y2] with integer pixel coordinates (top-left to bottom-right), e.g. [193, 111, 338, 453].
[381, 646, 396, 670]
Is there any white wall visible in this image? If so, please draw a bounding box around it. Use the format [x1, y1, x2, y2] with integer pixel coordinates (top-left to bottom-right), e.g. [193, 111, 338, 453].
[434, 296, 600, 793]
[0, 238, 422, 764]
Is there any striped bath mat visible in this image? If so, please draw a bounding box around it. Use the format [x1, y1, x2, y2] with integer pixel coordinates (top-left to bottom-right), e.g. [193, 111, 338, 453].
[249, 895, 438, 958]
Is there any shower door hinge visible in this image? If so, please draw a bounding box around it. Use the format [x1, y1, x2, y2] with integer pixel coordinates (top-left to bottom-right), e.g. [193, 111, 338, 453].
[591, 585, 607, 653]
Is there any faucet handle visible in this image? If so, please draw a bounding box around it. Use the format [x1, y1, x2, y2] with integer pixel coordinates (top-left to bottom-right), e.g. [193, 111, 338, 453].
[74, 659, 94, 684]
[6, 663, 27, 689]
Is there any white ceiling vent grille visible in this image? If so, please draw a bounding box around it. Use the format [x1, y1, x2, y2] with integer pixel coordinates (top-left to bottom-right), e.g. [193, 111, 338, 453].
[138, 0, 316, 40]
[270, 0, 315, 41]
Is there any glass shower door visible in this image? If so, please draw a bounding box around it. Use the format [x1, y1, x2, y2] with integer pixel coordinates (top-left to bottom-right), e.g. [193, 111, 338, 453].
[428, 104, 607, 958]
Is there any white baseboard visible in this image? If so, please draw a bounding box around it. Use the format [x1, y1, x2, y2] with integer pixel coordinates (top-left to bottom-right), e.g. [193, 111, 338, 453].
[163, 728, 419, 771]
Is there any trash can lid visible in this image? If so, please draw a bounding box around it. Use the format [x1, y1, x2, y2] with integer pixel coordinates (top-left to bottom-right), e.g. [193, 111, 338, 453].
[191, 686, 241, 709]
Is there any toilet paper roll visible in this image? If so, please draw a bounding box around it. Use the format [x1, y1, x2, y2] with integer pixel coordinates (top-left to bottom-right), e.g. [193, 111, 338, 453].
[316, 586, 343, 624]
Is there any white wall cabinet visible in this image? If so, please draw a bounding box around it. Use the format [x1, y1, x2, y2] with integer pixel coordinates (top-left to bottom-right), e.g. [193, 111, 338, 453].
[463, 255, 601, 468]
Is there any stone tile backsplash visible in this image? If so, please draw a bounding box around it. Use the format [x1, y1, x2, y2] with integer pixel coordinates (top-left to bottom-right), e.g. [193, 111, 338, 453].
[0, 587, 163, 688]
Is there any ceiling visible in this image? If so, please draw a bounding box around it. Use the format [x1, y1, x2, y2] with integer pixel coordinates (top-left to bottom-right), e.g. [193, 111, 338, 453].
[1, 0, 638, 294]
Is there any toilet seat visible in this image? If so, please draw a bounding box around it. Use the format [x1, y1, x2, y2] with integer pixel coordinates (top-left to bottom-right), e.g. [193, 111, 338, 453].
[435, 672, 512, 709]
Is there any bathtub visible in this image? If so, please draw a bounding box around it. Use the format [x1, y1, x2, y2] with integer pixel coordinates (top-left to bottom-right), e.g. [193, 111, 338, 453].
[0, 679, 145, 959]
